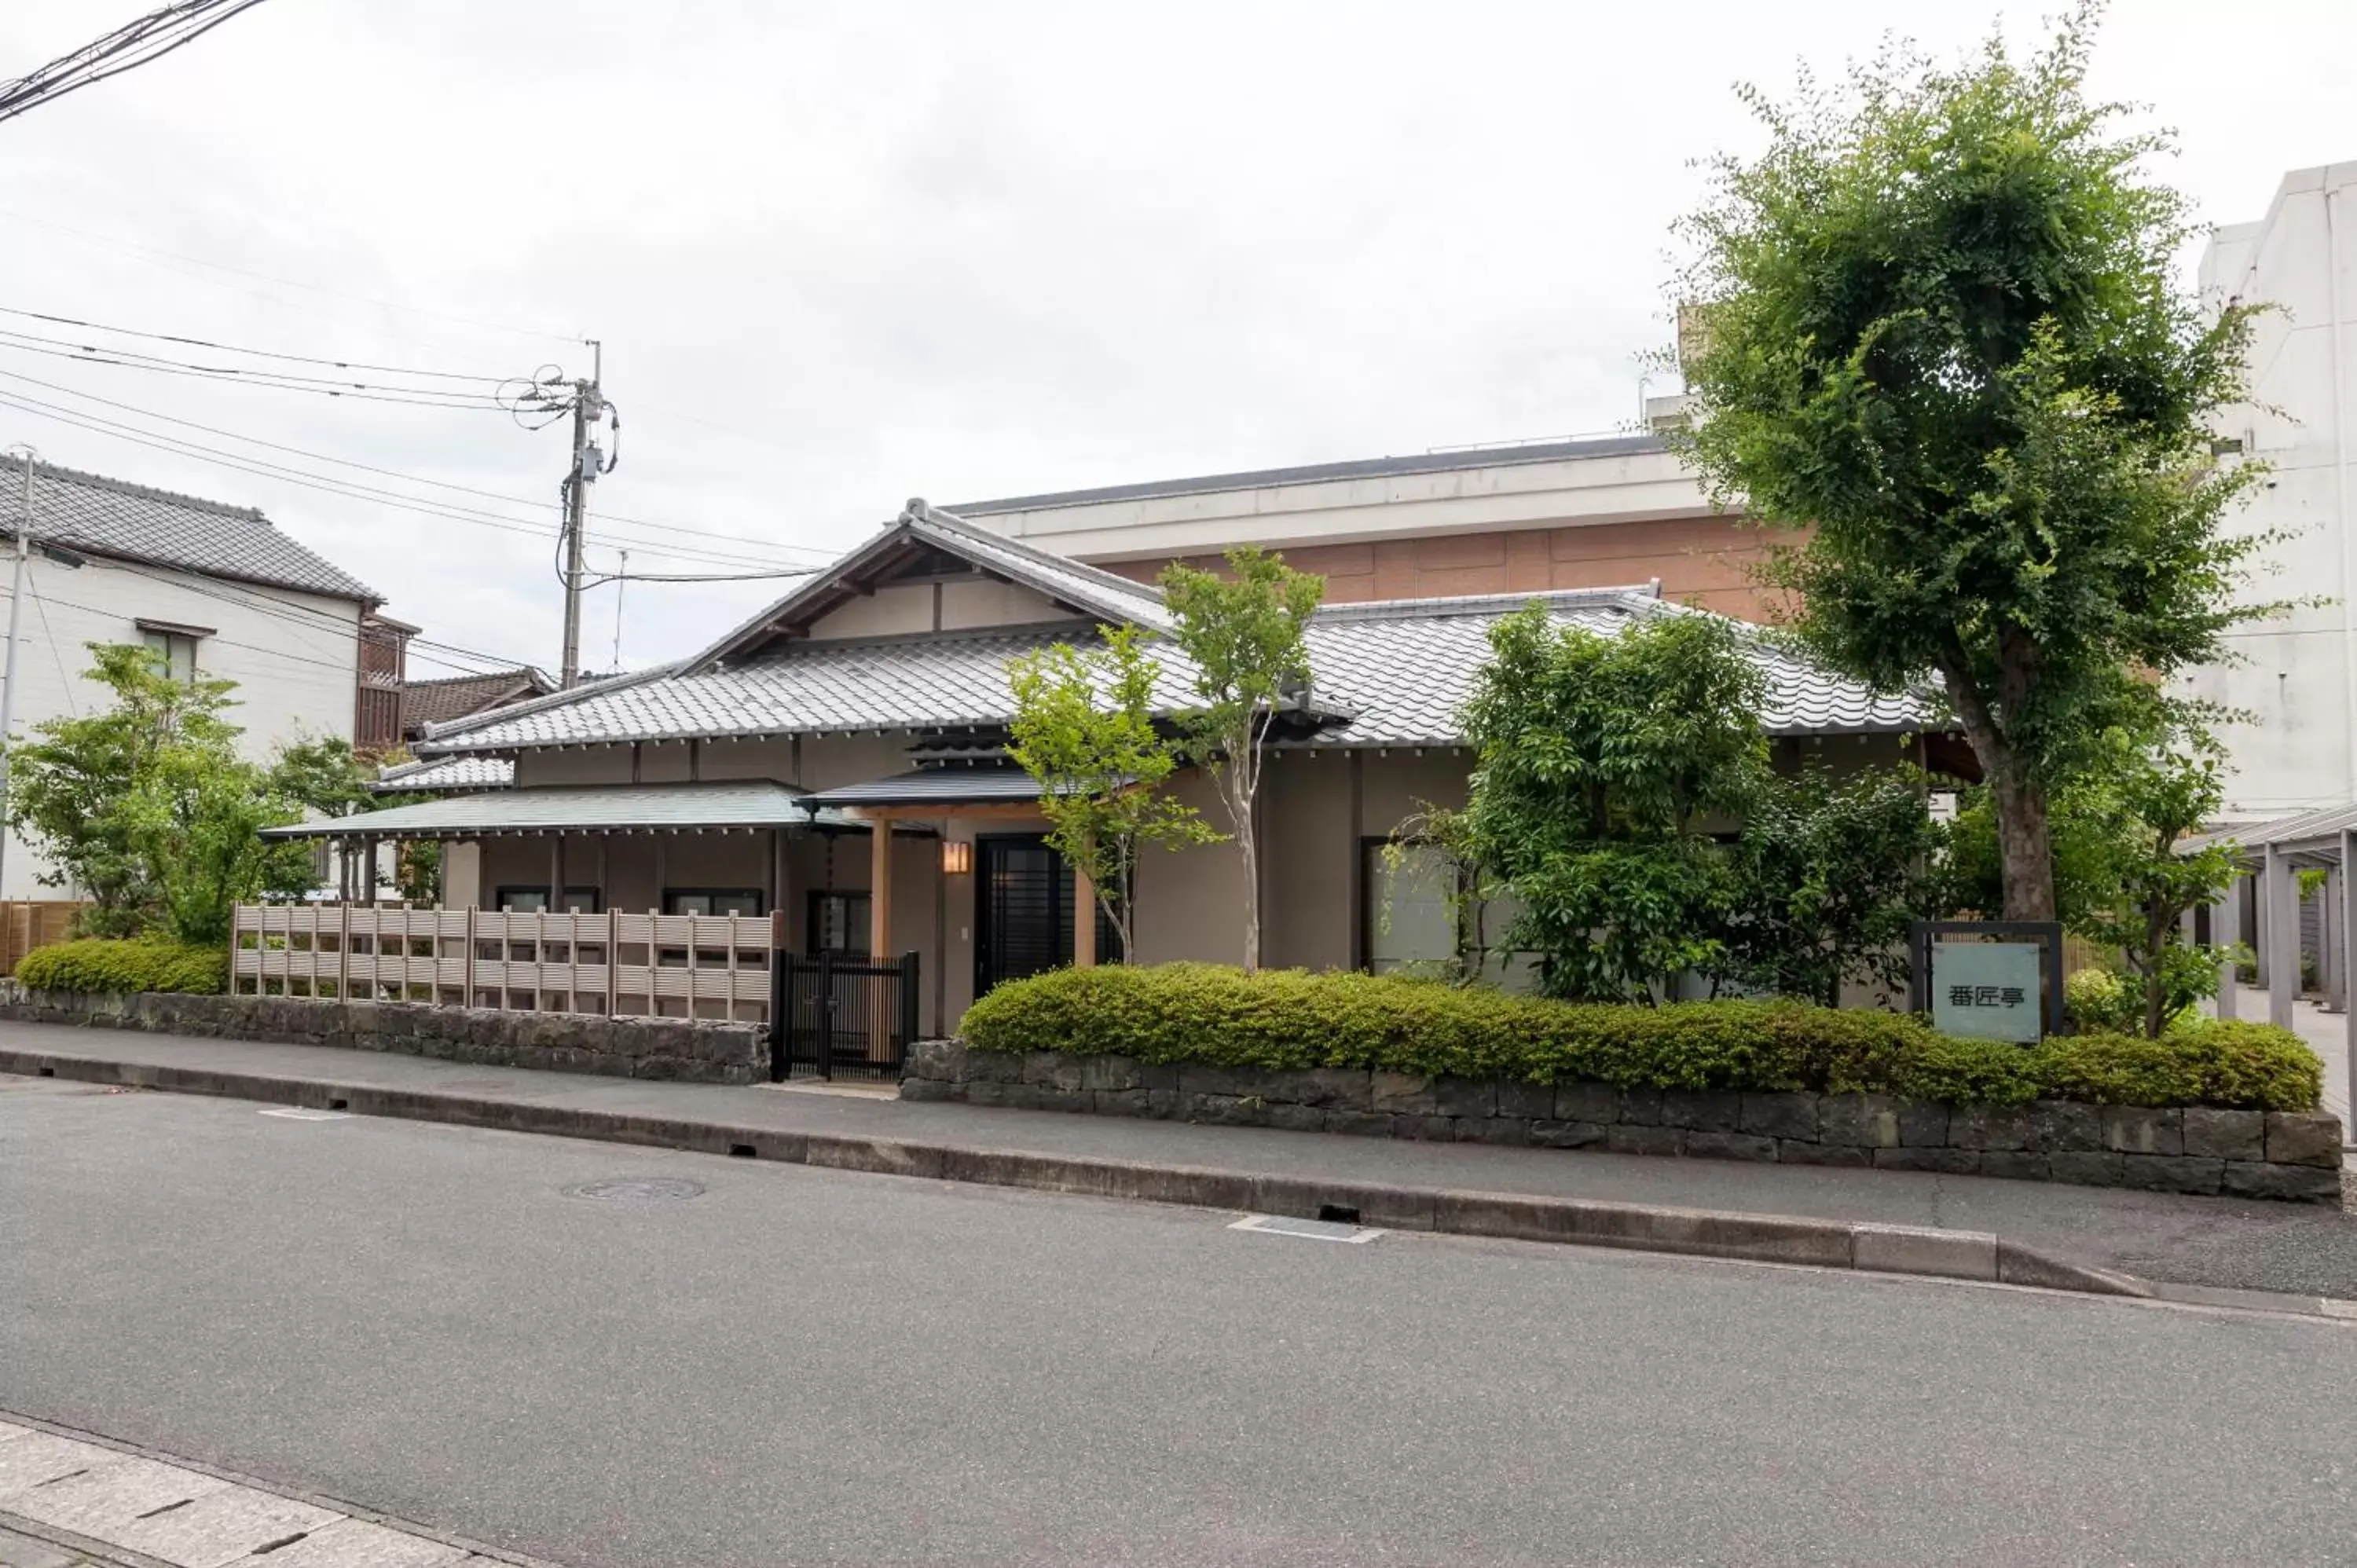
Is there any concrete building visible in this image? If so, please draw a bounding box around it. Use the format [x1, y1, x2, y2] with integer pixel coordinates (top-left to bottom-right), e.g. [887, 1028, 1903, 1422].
[0, 459, 384, 900]
[951, 432, 1784, 621]
[2191, 159, 2357, 822]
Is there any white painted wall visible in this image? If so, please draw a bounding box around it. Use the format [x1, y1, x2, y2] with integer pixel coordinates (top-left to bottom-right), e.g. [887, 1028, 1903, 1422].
[0, 556, 365, 899]
[2189, 159, 2357, 819]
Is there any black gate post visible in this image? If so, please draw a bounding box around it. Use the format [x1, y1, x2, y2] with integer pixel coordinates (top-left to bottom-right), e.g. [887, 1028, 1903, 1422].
[768, 952, 792, 1083]
[897, 949, 921, 1068]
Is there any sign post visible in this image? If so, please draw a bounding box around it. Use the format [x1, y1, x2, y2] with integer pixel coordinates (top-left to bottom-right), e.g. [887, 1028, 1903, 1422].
[1908, 920, 2066, 1042]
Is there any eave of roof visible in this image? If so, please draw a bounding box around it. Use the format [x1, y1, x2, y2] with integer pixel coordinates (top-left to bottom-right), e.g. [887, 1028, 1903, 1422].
[807, 768, 1047, 809]
[264, 780, 849, 840]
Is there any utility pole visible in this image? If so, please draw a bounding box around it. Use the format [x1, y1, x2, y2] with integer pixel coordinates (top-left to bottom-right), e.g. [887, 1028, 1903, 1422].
[0, 446, 34, 898]
[557, 340, 602, 688]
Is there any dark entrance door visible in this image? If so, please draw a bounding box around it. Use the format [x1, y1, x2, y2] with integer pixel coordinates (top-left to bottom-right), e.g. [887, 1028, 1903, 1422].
[975, 834, 1120, 997]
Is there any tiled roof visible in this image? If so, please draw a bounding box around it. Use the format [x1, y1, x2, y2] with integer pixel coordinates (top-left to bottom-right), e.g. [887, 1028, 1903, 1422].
[808, 767, 1047, 808]
[375, 754, 514, 793]
[400, 667, 554, 732]
[422, 588, 1926, 756]
[948, 433, 1667, 515]
[264, 781, 847, 839]
[0, 460, 377, 602]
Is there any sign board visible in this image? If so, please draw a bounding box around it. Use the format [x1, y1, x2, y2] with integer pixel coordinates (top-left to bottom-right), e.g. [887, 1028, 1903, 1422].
[1929, 941, 2044, 1042]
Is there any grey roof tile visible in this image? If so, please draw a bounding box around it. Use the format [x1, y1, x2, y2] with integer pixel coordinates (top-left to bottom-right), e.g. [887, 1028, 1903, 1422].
[0, 460, 377, 602]
[422, 588, 1925, 755]
[375, 754, 514, 793]
[266, 780, 839, 838]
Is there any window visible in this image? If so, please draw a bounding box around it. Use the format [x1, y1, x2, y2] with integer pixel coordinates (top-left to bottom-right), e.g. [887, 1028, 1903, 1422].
[1363, 841, 1459, 976]
[808, 890, 871, 957]
[497, 887, 601, 913]
[141, 629, 198, 683]
[665, 889, 764, 917]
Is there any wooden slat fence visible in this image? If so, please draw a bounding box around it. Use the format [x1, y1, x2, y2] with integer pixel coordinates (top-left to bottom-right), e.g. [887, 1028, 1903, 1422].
[229, 904, 777, 1022]
[2, 900, 90, 975]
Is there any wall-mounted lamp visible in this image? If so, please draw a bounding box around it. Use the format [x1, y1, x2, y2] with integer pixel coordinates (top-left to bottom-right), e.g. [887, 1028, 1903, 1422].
[941, 839, 972, 876]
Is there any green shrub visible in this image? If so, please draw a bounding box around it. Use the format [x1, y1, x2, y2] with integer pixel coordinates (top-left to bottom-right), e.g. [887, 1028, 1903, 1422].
[2064, 968, 2138, 1034]
[16, 936, 227, 995]
[960, 964, 2321, 1112]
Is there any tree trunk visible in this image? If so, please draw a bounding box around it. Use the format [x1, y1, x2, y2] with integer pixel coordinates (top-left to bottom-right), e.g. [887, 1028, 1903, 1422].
[1939, 661, 2056, 921]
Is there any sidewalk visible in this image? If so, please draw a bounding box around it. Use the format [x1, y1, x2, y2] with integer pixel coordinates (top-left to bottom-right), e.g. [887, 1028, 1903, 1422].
[7, 1018, 2356, 1299]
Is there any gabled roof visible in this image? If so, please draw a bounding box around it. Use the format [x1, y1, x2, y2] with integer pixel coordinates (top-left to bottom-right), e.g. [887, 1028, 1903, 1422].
[374, 754, 515, 793]
[0, 460, 377, 602]
[401, 666, 555, 734]
[417, 578, 1928, 757]
[688, 499, 1172, 669]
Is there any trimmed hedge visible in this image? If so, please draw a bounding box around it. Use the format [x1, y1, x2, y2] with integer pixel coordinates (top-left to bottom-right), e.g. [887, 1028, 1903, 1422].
[15, 937, 227, 996]
[960, 963, 2322, 1113]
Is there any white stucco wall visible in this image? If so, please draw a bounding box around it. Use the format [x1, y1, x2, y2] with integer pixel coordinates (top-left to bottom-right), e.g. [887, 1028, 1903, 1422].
[0, 557, 365, 899]
[2189, 159, 2357, 819]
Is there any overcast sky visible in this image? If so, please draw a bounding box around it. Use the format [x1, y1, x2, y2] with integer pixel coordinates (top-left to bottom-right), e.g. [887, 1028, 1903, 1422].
[2, 0, 2352, 681]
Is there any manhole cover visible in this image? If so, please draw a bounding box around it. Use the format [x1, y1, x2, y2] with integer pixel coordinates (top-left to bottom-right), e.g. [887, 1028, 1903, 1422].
[562, 1177, 706, 1204]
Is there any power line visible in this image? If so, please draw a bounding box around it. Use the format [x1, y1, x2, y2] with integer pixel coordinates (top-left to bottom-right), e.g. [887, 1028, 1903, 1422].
[0, 331, 511, 407]
[0, 208, 581, 347]
[1, 1, 272, 126]
[0, 388, 814, 572]
[0, 365, 841, 559]
[0, 304, 522, 384]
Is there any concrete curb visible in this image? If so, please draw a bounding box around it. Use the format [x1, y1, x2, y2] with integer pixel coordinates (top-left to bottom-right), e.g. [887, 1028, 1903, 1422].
[4, 1046, 2153, 1299]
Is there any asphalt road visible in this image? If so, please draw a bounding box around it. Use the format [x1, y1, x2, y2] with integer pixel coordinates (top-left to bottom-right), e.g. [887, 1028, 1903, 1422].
[5, 1075, 2357, 1568]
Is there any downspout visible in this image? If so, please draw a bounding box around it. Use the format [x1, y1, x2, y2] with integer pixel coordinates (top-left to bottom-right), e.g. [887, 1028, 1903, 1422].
[2328, 178, 2357, 799]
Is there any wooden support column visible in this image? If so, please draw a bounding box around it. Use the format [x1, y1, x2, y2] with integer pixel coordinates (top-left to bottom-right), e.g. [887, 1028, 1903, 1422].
[869, 821, 893, 958]
[1072, 866, 1096, 968]
[548, 836, 564, 913]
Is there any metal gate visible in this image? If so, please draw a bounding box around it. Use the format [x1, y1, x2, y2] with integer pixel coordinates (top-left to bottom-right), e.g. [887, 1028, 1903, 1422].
[768, 951, 920, 1083]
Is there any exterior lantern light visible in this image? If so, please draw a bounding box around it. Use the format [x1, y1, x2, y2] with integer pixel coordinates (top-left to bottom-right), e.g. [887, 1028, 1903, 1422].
[941, 840, 972, 876]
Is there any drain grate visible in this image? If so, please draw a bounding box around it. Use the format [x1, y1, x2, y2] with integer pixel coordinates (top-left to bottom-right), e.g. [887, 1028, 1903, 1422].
[1230, 1214, 1383, 1244]
[562, 1177, 706, 1204]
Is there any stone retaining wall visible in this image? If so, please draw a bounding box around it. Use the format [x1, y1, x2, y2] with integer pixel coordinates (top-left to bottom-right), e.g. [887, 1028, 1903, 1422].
[903, 1041, 2347, 1203]
[0, 987, 764, 1085]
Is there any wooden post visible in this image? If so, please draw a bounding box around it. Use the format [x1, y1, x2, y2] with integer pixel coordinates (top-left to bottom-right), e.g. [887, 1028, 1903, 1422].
[548, 836, 563, 913]
[1072, 866, 1096, 969]
[607, 907, 620, 1017]
[869, 821, 892, 960]
[464, 905, 477, 1009]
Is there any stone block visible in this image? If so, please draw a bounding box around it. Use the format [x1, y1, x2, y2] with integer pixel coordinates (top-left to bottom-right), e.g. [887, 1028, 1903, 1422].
[2222, 1161, 2345, 1203]
[1454, 1116, 1534, 1146]
[1395, 1113, 1456, 1141]
[1661, 1090, 1741, 1133]
[1682, 1131, 1779, 1163]
[2046, 1150, 2127, 1187]
[1028, 1051, 1088, 1094]
[961, 1079, 1010, 1107]
[2027, 1101, 2102, 1154]
[1005, 1084, 1092, 1115]
[1617, 1087, 1663, 1127]
[1778, 1139, 1868, 1167]
[1739, 1092, 1816, 1142]
[1977, 1150, 2051, 1183]
[1819, 1094, 1901, 1149]
[1143, 1088, 1186, 1119]
[2264, 1112, 2345, 1169]
[1071, 1053, 1140, 1092]
[1370, 1072, 1439, 1115]
[632, 1055, 686, 1080]
[1182, 1092, 1265, 1125]
[902, 1038, 961, 1081]
[1553, 1082, 1619, 1124]
[1873, 1146, 1980, 1175]
[1494, 1081, 1555, 1119]
[1431, 1077, 1497, 1119]
[1259, 1067, 1369, 1108]
[1265, 1103, 1328, 1133]
[897, 1075, 961, 1103]
[1897, 1100, 1950, 1147]
[1947, 1105, 2034, 1152]
[2119, 1155, 2224, 1196]
[1322, 1110, 1396, 1138]
[1092, 1087, 1153, 1118]
[1140, 1062, 1182, 1094]
[2181, 1107, 2265, 1162]
[1606, 1123, 1682, 1157]
[1530, 1119, 1608, 1149]
[2100, 1106, 2183, 1157]
[1179, 1063, 1261, 1098]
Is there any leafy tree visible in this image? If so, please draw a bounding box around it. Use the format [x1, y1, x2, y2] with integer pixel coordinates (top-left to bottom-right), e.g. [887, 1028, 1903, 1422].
[1160, 548, 1323, 973]
[1459, 605, 1766, 1002]
[7, 643, 309, 943]
[1670, 10, 2271, 921]
[1006, 625, 1219, 958]
[1718, 765, 1948, 1007]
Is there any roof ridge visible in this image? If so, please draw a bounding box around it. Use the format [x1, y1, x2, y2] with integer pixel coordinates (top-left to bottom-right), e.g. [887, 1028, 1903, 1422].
[1310, 585, 1660, 624]
[13, 459, 268, 522]
[416, 660, 680, 749]
[911, 500, 1169, 606]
